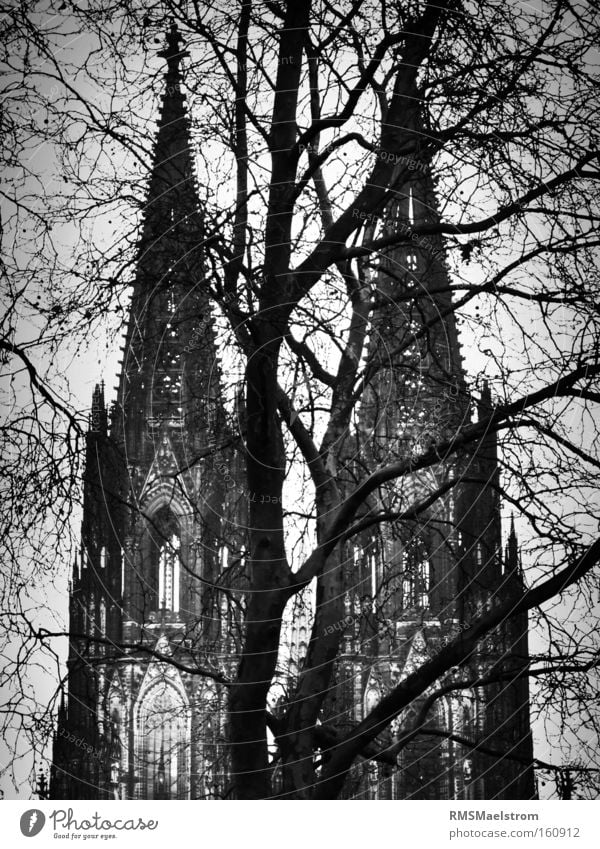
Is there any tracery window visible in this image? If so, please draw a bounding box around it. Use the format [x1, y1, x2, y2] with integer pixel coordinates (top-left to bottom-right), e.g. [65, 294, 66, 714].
[158, 534, 180, 612]
[401, 538, 430, 608]
[398, 698, 450, 799]
[145, 507, 182, 613]
[99, 598, 107, 636]
[454, 700, 476, 800]
[89, 595, 96, 636]
[137, 682, 189, 799]
[408, 187, 415, 224]
[107, 681, 125, 799]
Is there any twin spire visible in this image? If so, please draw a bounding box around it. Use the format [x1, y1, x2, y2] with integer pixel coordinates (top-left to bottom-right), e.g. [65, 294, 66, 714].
[138, 22, 201, 263]
[97, 23, 207, 436]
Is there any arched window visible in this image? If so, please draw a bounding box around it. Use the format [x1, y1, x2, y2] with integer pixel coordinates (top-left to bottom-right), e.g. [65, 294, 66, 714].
[415, 555, 429, 607]
[475, 542, 483, 567]
[109, 707, 122, 792]
[99, 598, 107, 636]
[398, 697, 450, 799]
[89, 595, 96, 635]
[461, 704, 475, 798]
[401, 538, 430, 608]
[369, 552, 377, 611]
[145, 507, 182, 614]
[158, 534, 180, 612]
[136, 682, 189, 799]
[448, 694, 477, 800]
[364, 686, 380, 715]
[107, 679, 125, 799]
[408, 187, 415, 224]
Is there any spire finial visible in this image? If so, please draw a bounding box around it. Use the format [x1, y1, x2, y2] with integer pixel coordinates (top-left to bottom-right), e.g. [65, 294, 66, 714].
[158, 21, 189, 81]
[504, 512, 521, 576]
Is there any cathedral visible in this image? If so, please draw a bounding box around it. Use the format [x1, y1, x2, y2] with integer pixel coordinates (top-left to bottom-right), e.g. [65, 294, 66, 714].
[50, 26, 536, 800]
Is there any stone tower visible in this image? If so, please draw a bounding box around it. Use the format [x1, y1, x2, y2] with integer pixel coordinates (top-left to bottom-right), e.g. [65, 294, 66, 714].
[50, 25, 246, 800]
[324, 158, 536, 799]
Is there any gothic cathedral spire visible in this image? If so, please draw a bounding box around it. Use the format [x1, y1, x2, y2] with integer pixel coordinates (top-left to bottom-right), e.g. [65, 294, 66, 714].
[51, 25, 243, 801]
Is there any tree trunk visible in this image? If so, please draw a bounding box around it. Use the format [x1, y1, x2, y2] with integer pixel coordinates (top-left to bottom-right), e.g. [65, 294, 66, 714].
[229, 335, 291, 798]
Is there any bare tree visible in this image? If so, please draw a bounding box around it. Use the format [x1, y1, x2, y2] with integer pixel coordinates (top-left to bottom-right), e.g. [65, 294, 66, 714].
[1, 0, 600, 800]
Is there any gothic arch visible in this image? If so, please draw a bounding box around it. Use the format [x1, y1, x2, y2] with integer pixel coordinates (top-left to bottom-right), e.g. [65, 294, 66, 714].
[450, 689, 479, 799]
[106, 673, 126, 798]
[364, 672, 382, 717]
[397, 693, 451, 799]
[137, 501, 187, 615]
[401, 535, 430, 609]
[134, 676, 191, 799]
[142, 489, 190, 524]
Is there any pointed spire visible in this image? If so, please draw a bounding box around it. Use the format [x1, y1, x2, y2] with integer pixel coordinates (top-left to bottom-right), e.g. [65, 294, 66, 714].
[58, 688, 67, 723]
[478, 379, 492, 420]
[155, 22, 188, 132]
[139, 21, 200, 262]
[71, 552, 79, 588]
[116, 20, 213, 437]
[505, 513, 520, 575]
[90, 382, 107, 434]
